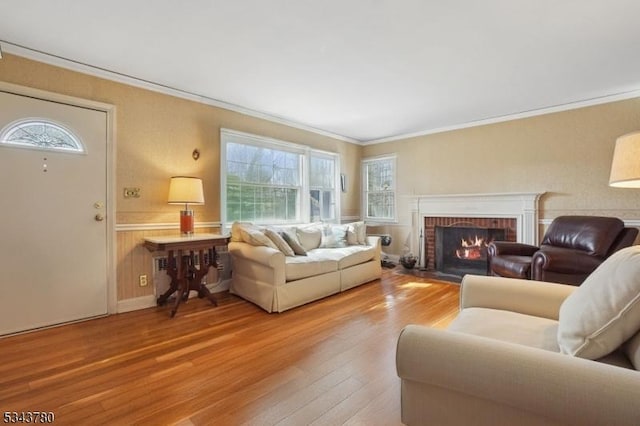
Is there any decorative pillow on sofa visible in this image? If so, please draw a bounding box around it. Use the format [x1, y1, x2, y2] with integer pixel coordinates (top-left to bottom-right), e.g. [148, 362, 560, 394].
[281, 230, 307, 256]
[557, 245, 640, 359]
[231, 221, 254, 242]
[264, 228, 295, 256]
[239, 227, 278, 250]
[319, 224, 348, 248]
[296, 226, 322, 251]
[346, 221, 367, 245]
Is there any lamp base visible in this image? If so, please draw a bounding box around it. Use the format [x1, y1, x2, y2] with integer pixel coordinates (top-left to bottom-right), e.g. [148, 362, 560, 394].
[180, 210, 195, 235]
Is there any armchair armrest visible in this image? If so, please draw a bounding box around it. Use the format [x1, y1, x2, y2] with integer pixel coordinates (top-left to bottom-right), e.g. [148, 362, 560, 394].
[532, 246, 603, 274]
[488, 241, 539, 257]
[396, 325, 640, 425]
[460, 275, 576, 320]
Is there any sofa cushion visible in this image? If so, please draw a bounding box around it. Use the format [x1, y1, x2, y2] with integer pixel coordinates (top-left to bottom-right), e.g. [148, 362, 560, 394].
[285, 251, 338, 281]
[448, 307, 560, 352]
[557, 245, 640, 359]
[310, 245, 377, 270]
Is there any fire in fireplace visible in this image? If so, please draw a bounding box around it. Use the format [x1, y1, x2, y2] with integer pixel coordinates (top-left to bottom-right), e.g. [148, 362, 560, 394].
[456, 235, 488, 260]
[435, 225, 506, 276]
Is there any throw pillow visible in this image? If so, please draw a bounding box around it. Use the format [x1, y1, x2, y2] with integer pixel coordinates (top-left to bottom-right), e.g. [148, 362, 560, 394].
[281, 230, 307, 256]
[231, 221, 255, 242]
[264, 228, 295, 256]
[557, 245, 640, 359]
[240, 228, 278, 250]
[319, 224, 348, 248]
[296, 226, 322, 251]
[346, 221, 367, 245]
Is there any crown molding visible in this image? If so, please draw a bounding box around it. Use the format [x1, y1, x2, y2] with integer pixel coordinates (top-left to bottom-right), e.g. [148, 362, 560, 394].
[363, 89, 640, 145]
[1, 41, 361, 145]
[5, 40, 640, 147]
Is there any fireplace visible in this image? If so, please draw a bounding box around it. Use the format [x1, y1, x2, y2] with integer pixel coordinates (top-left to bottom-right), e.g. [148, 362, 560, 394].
[435, 225, 506, 276]
[424, 216, 517, 271]
[411, 193, 545, 269]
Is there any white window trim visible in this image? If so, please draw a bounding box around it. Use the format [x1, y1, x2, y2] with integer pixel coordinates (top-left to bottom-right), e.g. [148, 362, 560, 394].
[309, 150, 341, 222]
[220, 128, 341, 228]
[362, 154, 397, 223]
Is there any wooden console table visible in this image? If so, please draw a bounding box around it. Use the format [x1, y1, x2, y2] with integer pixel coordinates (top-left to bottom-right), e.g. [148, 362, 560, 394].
[144, 233, 230, 317]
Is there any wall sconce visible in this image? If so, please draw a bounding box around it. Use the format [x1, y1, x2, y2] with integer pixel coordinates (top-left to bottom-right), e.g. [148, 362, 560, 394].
[168, 176, 204, 234]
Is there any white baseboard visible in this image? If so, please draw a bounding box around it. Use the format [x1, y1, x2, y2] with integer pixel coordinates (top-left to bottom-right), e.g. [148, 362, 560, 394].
[116, 280, 231, 313]
[117, 295, 157, 313]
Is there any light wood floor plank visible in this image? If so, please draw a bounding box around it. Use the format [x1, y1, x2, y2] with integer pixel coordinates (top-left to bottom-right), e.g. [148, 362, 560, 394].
[0, 269, 459, 425]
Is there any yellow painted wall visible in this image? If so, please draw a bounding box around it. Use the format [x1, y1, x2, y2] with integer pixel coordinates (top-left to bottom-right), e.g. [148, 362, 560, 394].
[0, 53, 362, 300]
[364, 99, 640, 254]
[3, 52, 640, 292]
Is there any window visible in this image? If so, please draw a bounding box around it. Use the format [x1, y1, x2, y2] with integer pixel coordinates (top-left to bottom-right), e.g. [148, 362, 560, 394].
[0, 119, 84, 153]
[221, 129, 340, 226]
[362, 155, 396, 222]
[309, 153, 336, 222]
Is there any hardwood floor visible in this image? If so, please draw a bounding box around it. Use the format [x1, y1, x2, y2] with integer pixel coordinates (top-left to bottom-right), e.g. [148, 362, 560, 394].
[0, 269, 460, 425]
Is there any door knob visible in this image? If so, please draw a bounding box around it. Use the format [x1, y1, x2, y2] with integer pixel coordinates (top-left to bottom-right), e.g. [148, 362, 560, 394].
[95, 213, 105, 222]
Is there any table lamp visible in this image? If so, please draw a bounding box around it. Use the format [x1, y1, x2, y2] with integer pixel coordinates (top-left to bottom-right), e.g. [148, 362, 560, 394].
[610, 131, 640, 188]
[168, 176, 204, 234]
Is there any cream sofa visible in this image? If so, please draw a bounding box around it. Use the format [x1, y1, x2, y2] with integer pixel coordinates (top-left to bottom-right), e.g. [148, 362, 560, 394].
[228, 222, 381, 313]
[397, 245, 640, 426]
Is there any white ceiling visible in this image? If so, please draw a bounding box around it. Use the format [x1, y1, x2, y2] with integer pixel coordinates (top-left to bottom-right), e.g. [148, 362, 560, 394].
[2, 0, 640, 143]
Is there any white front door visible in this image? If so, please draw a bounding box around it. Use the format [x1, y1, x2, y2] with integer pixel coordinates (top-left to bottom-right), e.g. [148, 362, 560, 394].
[0, 89, 109, 336]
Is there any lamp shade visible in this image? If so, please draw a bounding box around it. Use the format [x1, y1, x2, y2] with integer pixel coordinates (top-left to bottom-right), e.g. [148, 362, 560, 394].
[610, 131, 640, 188]
[168, 176, 205, 205]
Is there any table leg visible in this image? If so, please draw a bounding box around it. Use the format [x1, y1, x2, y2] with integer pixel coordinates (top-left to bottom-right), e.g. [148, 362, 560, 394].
[157, 249, 180, 306]
[193, 248, 217, 306]
[170, 249, 185, 317]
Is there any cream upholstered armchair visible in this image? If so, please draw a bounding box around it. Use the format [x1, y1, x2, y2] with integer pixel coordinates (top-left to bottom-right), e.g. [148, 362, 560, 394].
[396, 245, 640, 426]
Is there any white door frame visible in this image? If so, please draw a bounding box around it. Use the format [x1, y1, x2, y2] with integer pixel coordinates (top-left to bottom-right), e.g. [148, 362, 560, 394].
[0, 81, 117, 314]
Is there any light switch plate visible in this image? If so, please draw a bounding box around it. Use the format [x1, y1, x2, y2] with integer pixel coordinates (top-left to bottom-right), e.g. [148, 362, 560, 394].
[124, 187, 141, 198]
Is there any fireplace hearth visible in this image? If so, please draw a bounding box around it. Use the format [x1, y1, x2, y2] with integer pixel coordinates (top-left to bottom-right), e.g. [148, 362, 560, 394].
[435, 225, 506, 276]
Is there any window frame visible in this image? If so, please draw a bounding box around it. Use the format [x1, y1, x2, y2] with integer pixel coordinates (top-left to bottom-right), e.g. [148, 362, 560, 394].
[308, 151, 339, 222]
[221, 128, 341, 227]
[362, 154, 397, 223]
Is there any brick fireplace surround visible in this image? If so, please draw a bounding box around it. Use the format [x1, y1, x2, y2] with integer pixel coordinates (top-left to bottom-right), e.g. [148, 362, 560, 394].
[411, 192, 545, 270]
[425, 216, 517, 271]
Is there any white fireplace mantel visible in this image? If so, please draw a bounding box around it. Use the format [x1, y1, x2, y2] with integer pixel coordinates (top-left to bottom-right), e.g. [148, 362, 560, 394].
[411, 192, 545, 245]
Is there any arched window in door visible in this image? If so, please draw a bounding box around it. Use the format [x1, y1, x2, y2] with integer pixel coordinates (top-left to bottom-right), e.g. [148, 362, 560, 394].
[0, 118, 85, 153]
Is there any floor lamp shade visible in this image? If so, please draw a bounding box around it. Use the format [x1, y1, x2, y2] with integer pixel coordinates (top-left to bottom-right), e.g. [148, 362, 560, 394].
[168, 176, 205, 234]
[610, 131, 640, 188]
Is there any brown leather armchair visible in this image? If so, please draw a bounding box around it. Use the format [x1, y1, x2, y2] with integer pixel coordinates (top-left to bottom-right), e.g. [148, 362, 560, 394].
[488, 216, 638, 285]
